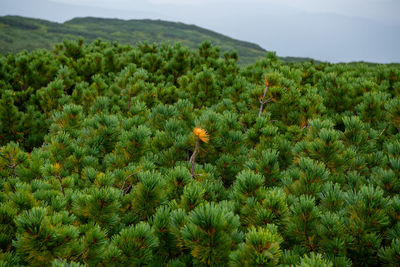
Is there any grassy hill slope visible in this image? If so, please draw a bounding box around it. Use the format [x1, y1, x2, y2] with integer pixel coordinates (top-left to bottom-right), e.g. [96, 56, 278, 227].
[0, 15, 315, 64]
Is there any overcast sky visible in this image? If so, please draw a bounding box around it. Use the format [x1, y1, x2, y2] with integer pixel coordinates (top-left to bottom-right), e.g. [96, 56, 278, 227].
[1, 0, 400, 63]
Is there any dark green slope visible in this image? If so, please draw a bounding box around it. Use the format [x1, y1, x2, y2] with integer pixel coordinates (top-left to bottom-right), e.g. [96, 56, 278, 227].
[0, 15, 317, 64]
[0, 15, 268, 64]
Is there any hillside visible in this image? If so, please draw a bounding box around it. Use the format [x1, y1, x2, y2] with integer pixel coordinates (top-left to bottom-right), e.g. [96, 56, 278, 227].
[0, 15, 265, 64]
[0, 15, 318, 64]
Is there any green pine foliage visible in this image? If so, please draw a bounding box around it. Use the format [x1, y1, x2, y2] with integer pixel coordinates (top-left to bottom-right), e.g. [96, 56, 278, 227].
[230, 225, 283, 266]
[181, 201, 240, 265]
[0, 38, 399, 266]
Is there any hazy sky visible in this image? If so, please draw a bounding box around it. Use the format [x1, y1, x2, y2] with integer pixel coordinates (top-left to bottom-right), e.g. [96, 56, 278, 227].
[1, 0, 400, 63]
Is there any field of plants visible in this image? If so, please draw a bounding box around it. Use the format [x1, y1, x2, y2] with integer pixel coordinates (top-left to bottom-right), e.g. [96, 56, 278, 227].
[0, 39, 399, 266]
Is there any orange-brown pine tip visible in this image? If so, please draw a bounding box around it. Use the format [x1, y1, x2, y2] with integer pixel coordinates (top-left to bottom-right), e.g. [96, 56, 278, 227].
[193, 127, 209, 143]
[264, 77, 270, 87]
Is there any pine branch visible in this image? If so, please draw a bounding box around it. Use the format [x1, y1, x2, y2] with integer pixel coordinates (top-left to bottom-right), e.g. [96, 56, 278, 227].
[6, 152, 17, 178]
[73, 247, 89, 262]
[123, 184, 133, 195]
[301, 123, 310, 130]
[57, 175, 65, 196]
[379, 127, 387, 136]
[127, 92, 132, 112]
[121, 170, 141, 195]
[190, 137, 200, 177]
[258, 85, 272, 117]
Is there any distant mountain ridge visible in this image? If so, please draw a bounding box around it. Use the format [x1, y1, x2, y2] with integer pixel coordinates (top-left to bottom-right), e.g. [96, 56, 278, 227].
[0, 15, 316, 64]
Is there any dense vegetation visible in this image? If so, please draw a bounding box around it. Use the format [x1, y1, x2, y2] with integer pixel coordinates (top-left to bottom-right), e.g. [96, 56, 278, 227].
[0, 39, 400, 266]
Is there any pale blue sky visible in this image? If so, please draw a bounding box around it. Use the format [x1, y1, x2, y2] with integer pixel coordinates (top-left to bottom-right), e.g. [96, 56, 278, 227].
[1, 0, 399, 63]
